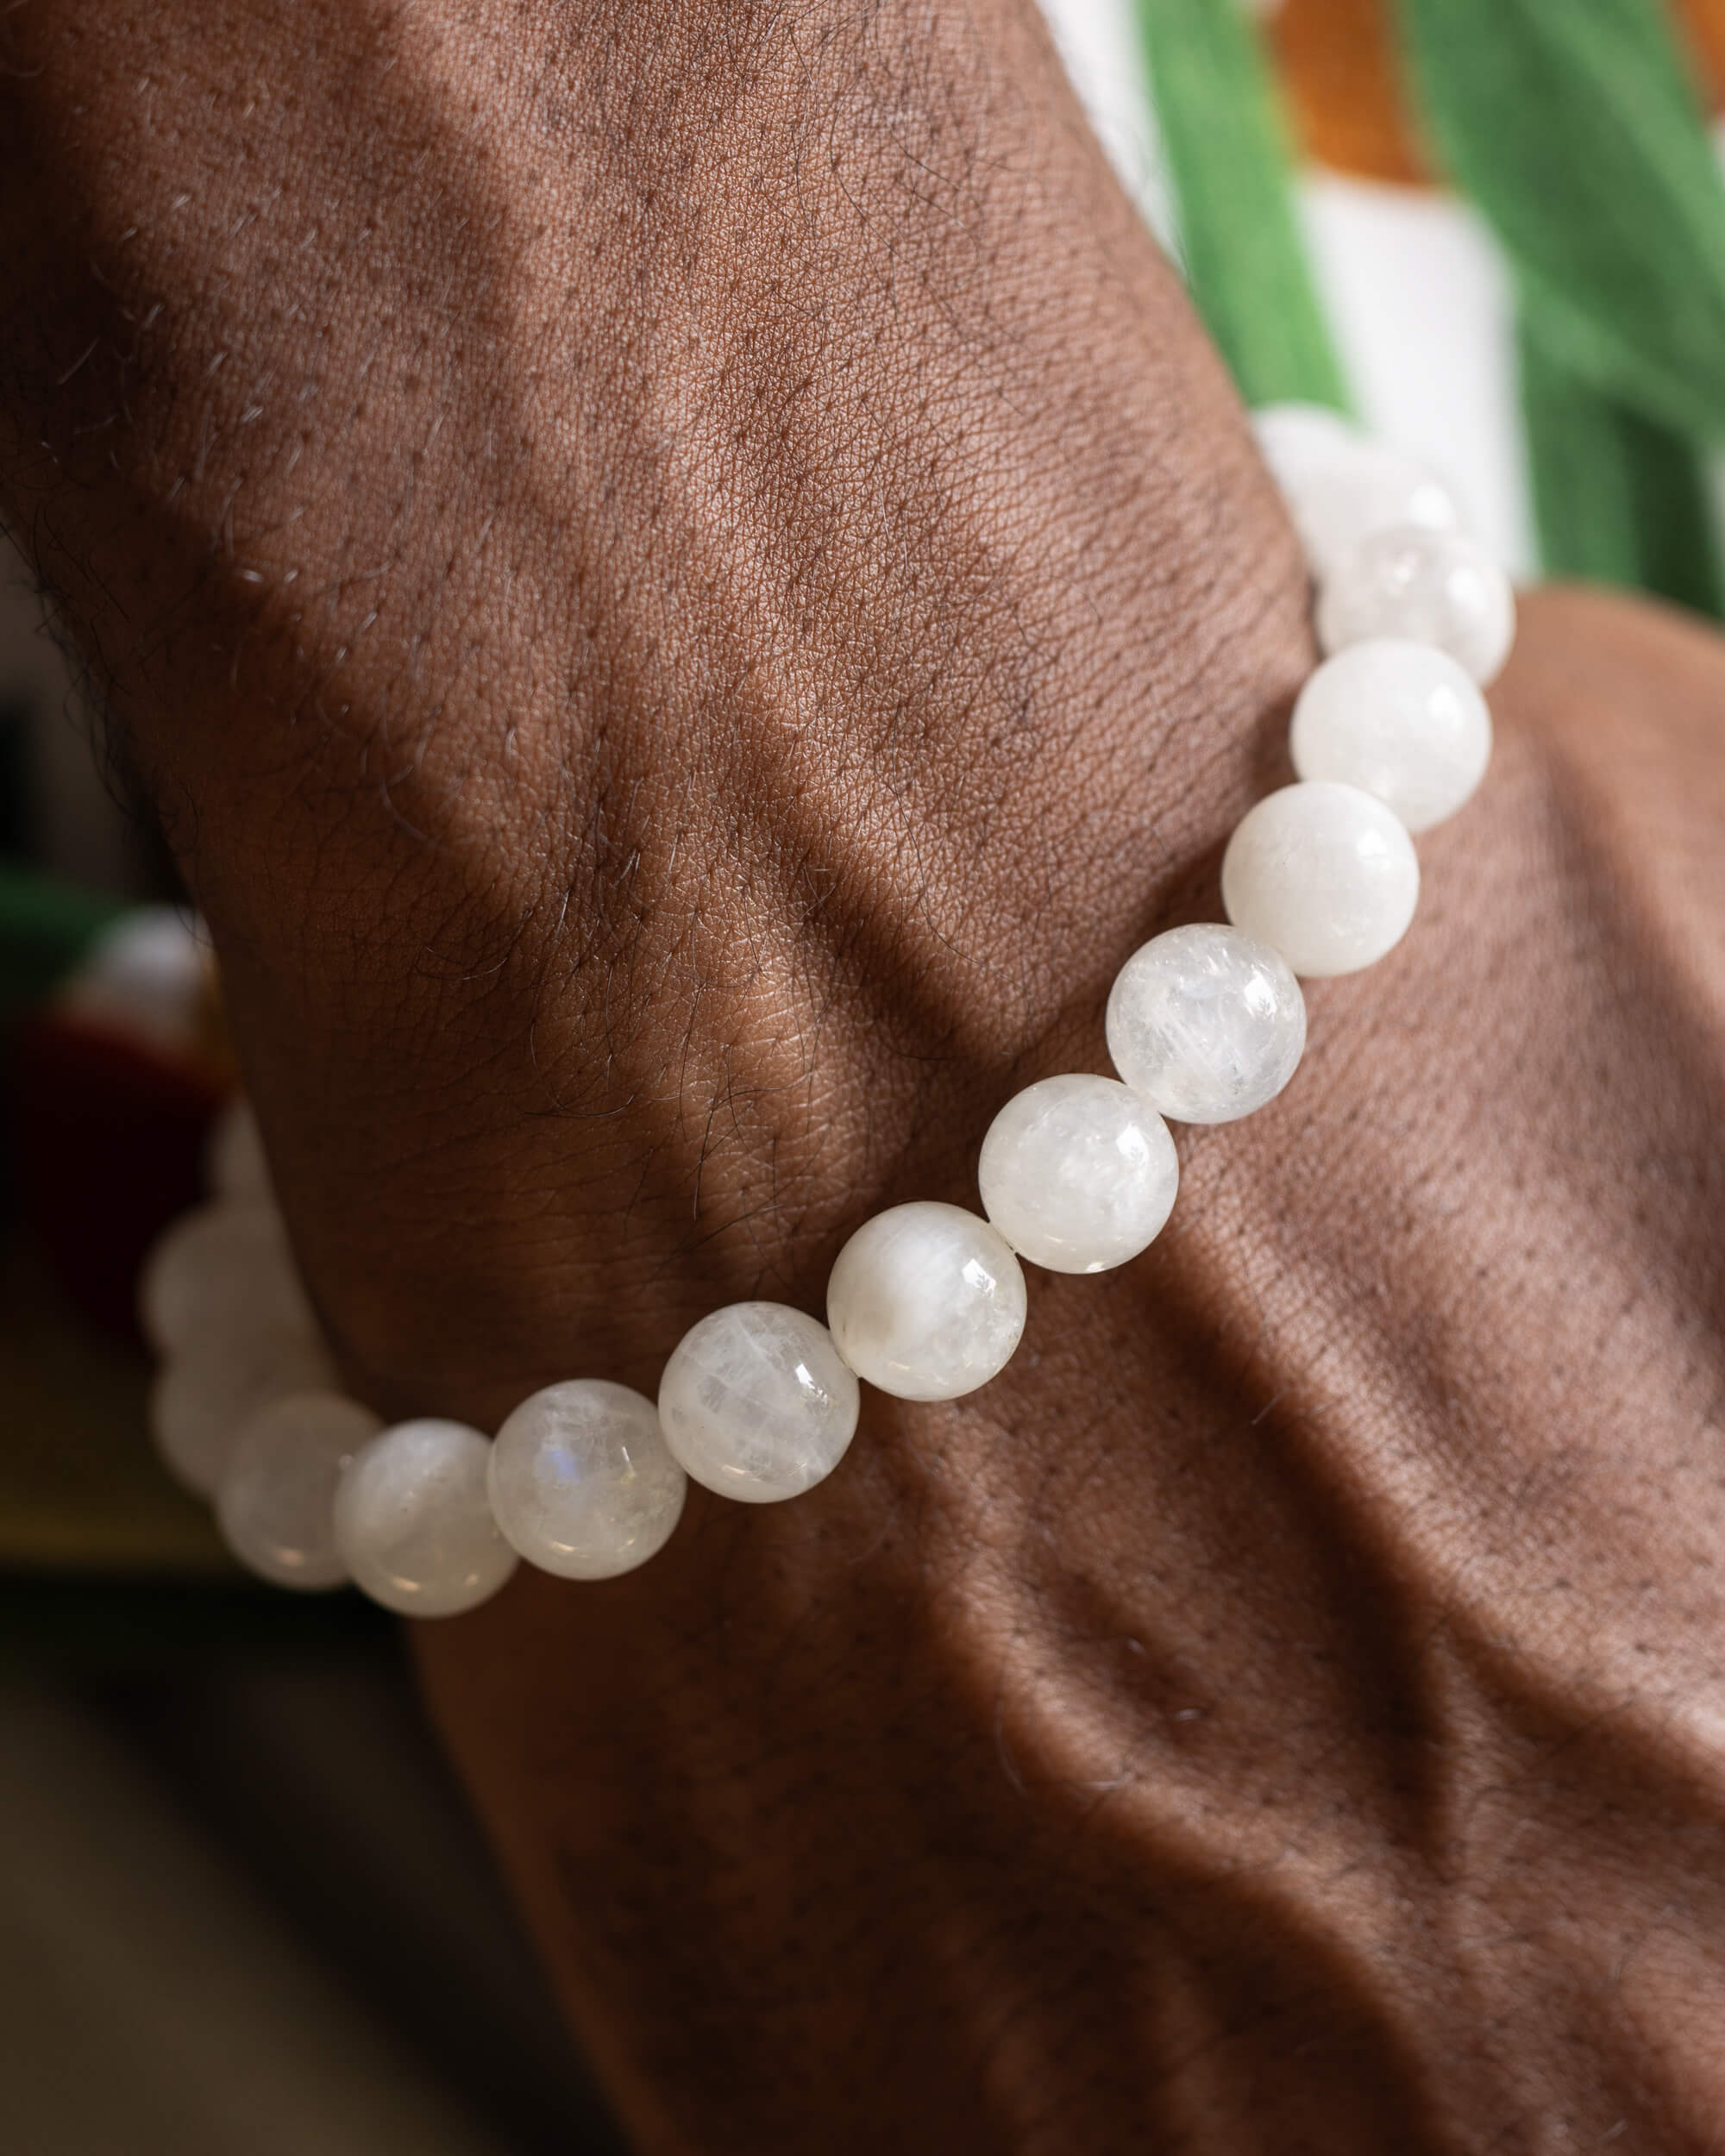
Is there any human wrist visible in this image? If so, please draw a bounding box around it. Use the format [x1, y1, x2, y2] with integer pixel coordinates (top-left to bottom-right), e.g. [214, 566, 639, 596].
[6, 0, 1311, 1419]
[151, 382, 1509, 1616]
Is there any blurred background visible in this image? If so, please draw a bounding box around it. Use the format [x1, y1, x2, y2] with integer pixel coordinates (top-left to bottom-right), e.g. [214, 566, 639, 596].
[8, 0, 1725, 2147]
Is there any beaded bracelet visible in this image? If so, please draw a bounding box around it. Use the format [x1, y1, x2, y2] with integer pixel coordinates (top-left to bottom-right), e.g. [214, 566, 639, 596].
[141, 405, 1512, 1618]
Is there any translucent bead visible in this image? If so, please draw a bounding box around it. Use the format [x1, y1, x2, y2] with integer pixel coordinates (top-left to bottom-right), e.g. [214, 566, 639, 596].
[1291, 638, 1493, 834]
[216, 1391, 382, 1590]
[1107, 924, 1307, 1124]
[826, 1202, 1026, 1402]
[1318, 524, 1515, 686]
[334, 1420, 519, 1617]
[139, 1201, 316, 1356]
[489, 1380, 687, 1578]
[1222, 781, 1421, 980]
[151, 1331, 340, 1498]
[205, 1095, 273, 1202]
[657, 1304, 859, 1503]
[978, 1075, 1178, 1274]
[1254, 409, 1458, 577]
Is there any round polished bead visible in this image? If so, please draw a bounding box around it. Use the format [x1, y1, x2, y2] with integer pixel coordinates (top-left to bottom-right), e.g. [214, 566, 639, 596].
[1291, 638, 1493, 833]
[334, 1420, 519, 1617]
[826, 1202, 1027, 1402]
[1318, 524, 1515, 685]
[139, 1201, 315, 1356]
[1222, 781, 1421, 980]
[1254, 409, 1458, 577]
[657, 1304, 859, 1503]
[1107, 924, 1308, 1124]
[490, 1380, 687, 1578]
[151, 1331, 340, 1498]
[216, 1391, 382, 1590]
[978, 1075, 1178, 1274]
[205, 1095, 273, 1203]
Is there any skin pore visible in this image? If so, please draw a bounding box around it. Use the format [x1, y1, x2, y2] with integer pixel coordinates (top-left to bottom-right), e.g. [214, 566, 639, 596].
[4, 2, 1725, 2149]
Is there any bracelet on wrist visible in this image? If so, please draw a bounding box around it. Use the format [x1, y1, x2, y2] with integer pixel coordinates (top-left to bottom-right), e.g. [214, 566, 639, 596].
[141, 405, 1511, 1617]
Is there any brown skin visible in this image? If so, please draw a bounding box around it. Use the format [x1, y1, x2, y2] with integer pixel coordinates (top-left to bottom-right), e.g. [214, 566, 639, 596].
[5, 2, 1725, 2148]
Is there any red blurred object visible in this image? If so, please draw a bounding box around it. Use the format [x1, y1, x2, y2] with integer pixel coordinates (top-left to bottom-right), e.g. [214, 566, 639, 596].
[13, 1012, 223, 1342]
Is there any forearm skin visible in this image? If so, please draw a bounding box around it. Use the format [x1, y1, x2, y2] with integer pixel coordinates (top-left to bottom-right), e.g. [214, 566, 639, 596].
[6, 6, 1725, 2151]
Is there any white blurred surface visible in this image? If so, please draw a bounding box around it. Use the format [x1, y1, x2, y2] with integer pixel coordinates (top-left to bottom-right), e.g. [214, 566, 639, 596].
[1300, 175, 1532, 576]
[1038, 0, 1534, 576]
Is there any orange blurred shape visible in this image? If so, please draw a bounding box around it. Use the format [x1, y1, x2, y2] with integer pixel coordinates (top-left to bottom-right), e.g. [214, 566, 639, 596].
[1684, 0, 1725, 94]
[1268, 0, 1725, 186]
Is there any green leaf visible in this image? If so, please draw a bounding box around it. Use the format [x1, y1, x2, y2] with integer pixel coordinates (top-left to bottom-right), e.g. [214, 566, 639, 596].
[1132, 0, 1351, 412]
[1393, 0, 1725, 443]
[0, 866, 124, 1024]
[1518, 306, 1723, 617]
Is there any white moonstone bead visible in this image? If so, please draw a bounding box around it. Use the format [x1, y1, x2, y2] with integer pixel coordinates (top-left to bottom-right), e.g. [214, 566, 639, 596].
[1291, 639, 1493, 833]
[826, 1202, 1026, 1402]
[216, 1392, 382, 1590]
[334, 1420, 519, 1617]
[978, 1075, 1178, 1274]
[489, 1381, 687, 1579]
[1254, 408, 1458, 576]
[1222, 781, 1421, 980]
[1318, 524, 1515, 686]
[139, 1201, 315, 1356]
[1107, 924, 1308, 1124]
[657, 1304, 859, 1503]
[151, 1330, 340, 1498]
[205, 1095, 273, 1202]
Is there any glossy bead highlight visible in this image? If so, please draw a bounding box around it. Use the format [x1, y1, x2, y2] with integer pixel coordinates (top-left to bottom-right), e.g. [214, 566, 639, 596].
[979, 1075, 1178, 1273]
[1292, 638, 1492, 832]
[491, 1380, 687, 1577]
[1318, 524, 1515, 685]
[658, 1304, 860, 1502]
[827, 1202, 1026, 1401]
[335, 1420, 519, 1617]
[1107, 924, 1307, 1125]
[1222, 782, 1420, 980]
